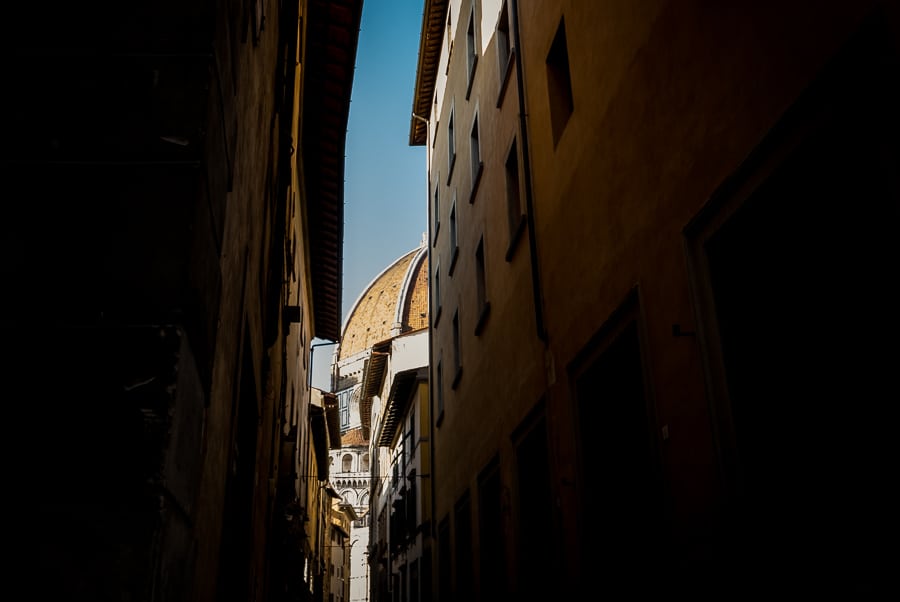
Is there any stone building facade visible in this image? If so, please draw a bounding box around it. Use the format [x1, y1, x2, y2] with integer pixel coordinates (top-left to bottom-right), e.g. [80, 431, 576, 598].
[412, 0, 898, 599]
[2, 1, 362, 600]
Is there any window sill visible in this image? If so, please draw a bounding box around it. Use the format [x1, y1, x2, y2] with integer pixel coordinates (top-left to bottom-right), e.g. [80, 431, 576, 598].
[448, 246, 459, 276]
[466, 56, 478, 100]
[446, 41, 453, 75]
[474, 302, 491, 336]
[496, 50, 516, 109]
[432, 306, 442, 328]
[447, 155, 456, 184]
[468, 162, 483, 204]
[505, 214, 527, 261]
[451, 366, 463, 390]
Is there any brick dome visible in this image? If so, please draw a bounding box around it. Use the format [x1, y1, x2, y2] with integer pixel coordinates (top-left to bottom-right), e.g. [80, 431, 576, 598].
[339, 244, 428, 360]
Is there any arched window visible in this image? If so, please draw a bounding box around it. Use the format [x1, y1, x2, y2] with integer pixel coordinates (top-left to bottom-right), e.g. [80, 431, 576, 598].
[361, 453, 370, 472]
[342, 453, 353, 472]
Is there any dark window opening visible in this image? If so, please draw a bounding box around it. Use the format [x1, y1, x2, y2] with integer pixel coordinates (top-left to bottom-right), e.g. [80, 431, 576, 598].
[478, 457, 508, 597]
[504, 139, 525, 259]
[574, 315, 667, 595]
[546, 18, 573, 145]
[513, 410, 553, 599]
[475, 237, 490, 335]
[454, 492, 474, 599]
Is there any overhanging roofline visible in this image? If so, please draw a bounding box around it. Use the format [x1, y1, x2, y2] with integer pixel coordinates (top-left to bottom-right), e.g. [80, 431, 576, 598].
[338, 502, 359, 522]
[359, 338, 392, 438]
[409, 0, 450, 145]
[304, 0, 364, 341]
[361, 353, 389, 401]
[324, 484, 343, 499]
[376, 367, 427, 448]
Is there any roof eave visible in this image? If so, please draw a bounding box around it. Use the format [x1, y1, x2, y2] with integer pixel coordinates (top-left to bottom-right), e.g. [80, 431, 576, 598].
[376, 367, 427, 448]
[303, 0, 364, 342]
[409, 0, 449, 146]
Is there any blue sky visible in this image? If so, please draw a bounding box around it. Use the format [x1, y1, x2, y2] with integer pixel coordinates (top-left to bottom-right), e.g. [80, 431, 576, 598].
[310, 0, 427, 389]
[342, 0, 427, 322]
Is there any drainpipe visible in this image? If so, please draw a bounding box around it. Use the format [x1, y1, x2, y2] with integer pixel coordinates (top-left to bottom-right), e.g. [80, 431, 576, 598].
[510, 0, 547, 342]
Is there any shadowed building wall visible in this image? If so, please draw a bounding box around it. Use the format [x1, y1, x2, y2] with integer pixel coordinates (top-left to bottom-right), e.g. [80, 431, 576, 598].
[411, 0, 899, 598]
[1, 1, 362, 600]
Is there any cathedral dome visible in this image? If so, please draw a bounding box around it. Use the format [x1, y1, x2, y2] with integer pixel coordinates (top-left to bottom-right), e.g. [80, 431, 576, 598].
[339, 242, 429, 361]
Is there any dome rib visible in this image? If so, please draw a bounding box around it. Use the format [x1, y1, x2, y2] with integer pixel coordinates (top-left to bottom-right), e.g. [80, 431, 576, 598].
[393, 245, 429, 329]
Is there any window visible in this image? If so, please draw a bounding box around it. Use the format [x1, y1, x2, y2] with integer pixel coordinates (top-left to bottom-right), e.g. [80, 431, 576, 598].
[469, 113, 483, 202]
[447, 7, 452, 51]
[251, 0, 265, 45]
[466, 6, 478, 97]
[504, 138, 525, 260]
[432, 175, 441, 244]
[410, 558, 420, 602]
[407, 468, 418, 530]
[339, 389, 351, 429]
[342, 453, 353, 473]
[436, 359, 444, 420]
[514, 408, 554, 598]
[474, 236, 490, 335]
[572, 301, 665, 591]
[433, 259, 442, 326]
[449, 195, 459, 274]
[455, 492, 474, 599]
[546, 17, 574, 145]
[448, 105, 456, 179]
[437, 516, 451, 600]
[451, 310, 462, 388]
[496, 0, 514, 106]
[361, 453, 370, 472]
[497, 1, 512, 76]
[479, 457, 507, 597]
[445, 7, 453, 75]
[288, 385, 296, 435]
